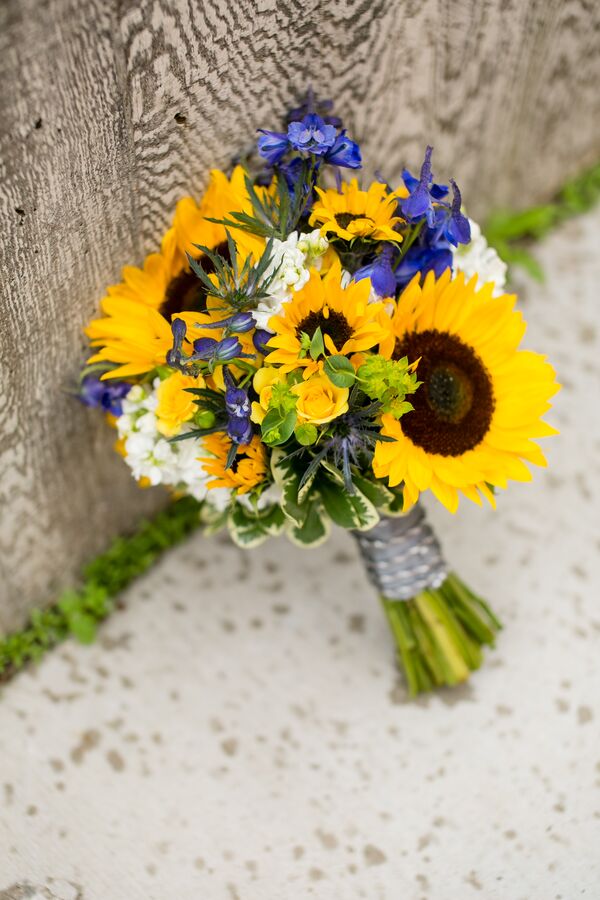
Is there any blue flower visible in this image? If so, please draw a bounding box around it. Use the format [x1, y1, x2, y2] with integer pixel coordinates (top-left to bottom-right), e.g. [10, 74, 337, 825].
[400, 146, 449, 226]
[166, 317, 188, 368]
[227, 416, 253, 445]
[198, 311, 255, 334]
[79, 377, 130, 417]
[324, 131, 362, 169]
[444, 180, 471, 246]
[395, 244, 453, 289]
[192, 336, 245, 362]
[257, 130, 290, 166]
[286, 90, 342, 128]
[224, 369, 253, 444]
[354, 245, 397, 297]
[287, 114, 337, 155]
[253, 328, 275, 355]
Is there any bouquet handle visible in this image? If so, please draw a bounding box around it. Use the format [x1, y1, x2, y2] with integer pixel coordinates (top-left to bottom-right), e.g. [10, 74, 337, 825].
[353, 505, 502, 695]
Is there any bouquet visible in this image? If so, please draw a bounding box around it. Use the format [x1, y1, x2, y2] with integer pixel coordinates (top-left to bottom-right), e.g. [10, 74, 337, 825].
[79, 93, 559, 695]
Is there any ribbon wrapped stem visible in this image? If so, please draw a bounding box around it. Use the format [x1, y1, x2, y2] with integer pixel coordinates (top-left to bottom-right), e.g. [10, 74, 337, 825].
[353, 505, 502, 695]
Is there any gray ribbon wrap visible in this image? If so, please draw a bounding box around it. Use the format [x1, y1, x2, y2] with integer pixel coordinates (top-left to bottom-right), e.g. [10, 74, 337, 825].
[353, 504, 448, 600]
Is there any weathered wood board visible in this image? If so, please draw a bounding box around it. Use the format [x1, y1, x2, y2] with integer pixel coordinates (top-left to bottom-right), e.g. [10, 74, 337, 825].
[1, 0, 599, 629]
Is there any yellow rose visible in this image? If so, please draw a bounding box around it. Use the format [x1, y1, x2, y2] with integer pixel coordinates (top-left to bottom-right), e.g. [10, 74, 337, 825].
[292, 373, 349, 425]
[250, 367, 287, 424]
[156, 371, 205, 436]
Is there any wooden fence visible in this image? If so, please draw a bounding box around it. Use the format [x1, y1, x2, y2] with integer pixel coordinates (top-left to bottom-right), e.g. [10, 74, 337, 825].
[1, 0, 599, 629]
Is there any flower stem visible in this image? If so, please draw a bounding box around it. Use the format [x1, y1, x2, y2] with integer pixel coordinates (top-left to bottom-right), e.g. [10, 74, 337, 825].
[377, 573, 502, 696]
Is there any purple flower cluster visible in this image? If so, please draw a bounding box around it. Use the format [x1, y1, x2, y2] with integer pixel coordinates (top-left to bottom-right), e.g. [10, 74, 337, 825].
[79, 376, 130, 417]
[258, 113, 361, 170]
[223, 369, 253, 445]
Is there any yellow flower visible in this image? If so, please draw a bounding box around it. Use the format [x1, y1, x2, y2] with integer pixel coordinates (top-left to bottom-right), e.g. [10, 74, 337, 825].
[373, 269, 560, 513]
[292, 374, 349, 424]
[87, 298, 179, 380]
[309, 179, 407, 243]
[266, 260, 392, 377]
[250, 368, 288, 425]
[86, 167, 263, 379]
[201, 434, 268, 495]
[172, 165, 266, 262]
[155, 372, 205, 437]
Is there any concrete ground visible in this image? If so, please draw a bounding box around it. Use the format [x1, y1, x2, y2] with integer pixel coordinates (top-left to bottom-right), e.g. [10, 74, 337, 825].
[0, 210, 599, 900]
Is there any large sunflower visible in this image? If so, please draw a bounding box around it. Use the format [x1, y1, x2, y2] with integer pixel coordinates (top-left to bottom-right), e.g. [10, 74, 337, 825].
[265, 260, 392, 377]
[309, 179, 407, 243]
[373, 269, 559, 513]
[86, 167, 259, 379]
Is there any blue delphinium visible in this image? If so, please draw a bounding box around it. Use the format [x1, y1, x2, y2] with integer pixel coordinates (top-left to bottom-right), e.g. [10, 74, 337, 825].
[400, 146, 449, 226]
[286, 90, 342, 128]
[167, 318, 254, 372]
[253, 328, 274, 355]
[80, 376, 130, 416]
[354, 245, 398, 298]
[395, 149, 471, 289]
[287, 113, 337, 155]
[258, 113, 361, 170]
[223, 369, 253, 445]
[324, 131, 362, 169]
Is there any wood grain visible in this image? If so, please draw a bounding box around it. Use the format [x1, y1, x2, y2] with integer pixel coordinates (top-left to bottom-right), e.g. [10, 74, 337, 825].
[1, 0, 599, 628]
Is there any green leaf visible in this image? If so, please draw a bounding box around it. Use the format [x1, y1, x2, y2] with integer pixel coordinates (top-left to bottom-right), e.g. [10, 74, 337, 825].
[295, 423, 318, 446]
[261, 408, 297, 446]
[324, 355, 356, 388]
[309, 327, 325, 361]
[228, 502, 285, 549]
[271, 449, 310, 527]
[288, 501, 330, 547]
[317, 474, 379, 531]
[351, 472, 395, 510]
[67, 612, 97, 644]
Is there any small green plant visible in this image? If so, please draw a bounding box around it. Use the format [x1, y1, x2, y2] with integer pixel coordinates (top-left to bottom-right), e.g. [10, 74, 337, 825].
[0, 496, 203, 682]
[484, 160, 600, 280]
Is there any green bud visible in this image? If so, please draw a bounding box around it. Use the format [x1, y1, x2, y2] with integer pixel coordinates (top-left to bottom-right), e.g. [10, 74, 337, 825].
[194, 410, 216, 428]
[295, 423, 318, 446]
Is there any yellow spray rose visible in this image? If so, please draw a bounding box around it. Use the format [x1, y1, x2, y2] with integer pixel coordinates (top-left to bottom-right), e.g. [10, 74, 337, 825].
[250, 367, 287, 424]
[292, 373, 349, 425]
[156, 371, 205, 436]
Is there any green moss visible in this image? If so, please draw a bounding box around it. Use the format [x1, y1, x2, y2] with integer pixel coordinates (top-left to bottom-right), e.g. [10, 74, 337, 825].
[484, 160, 600, 280]
[0, 497, 202, 682]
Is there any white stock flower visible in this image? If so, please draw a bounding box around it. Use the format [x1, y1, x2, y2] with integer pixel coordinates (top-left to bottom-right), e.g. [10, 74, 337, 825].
[115, 380, 232, 506]
[453, 219, 507, 296]
[253, 230, 330, 330]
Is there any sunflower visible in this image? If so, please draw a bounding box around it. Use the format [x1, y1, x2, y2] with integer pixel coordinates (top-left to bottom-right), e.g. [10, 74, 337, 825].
[265, 260, 392, 377]
[373, 269, 559, 513]
[173, 165, 266, 262]
[86, 167, 260, 379]
[309, 179, 407, 243]
[201, 433, 268, 494]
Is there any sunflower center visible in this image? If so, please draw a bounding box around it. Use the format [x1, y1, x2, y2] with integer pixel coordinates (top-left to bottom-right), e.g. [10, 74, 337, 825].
[334, 212, 371, 229]
[296, 309, 353, 351]
[160, 241, 229, 320]
[394, 329, 494, 456]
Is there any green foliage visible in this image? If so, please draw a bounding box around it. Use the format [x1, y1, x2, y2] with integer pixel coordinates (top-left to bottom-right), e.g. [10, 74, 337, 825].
[0, 497, 203, 682]
[484, 160, 600, 281]
[227, 502, 286, 548]
[261, 379, 298, 446]
[357, 354, 420, 418]
[323, 355, 356, 388]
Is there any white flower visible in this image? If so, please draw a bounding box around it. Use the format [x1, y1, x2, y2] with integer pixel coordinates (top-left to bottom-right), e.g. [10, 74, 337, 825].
[297, 228, 329, 270]
[115, 381, 233, 506]
[253, 230, 330, 330]
[453, 219, 507, 296]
